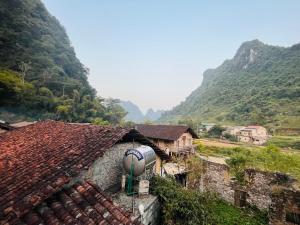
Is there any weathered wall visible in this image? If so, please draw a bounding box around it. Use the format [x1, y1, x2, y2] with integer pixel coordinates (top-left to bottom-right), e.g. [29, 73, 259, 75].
[81, 143, 141, 191]
[141, 197, 161, 225]
[176, 132, 193, 149]
[154, 139, 174, 153]
[198, 158, 300, 224]
[199, 160, 234, 204]
[270, 189, 300, 225]
[70, 143, 163, 191]
[244, 169, 283, 210]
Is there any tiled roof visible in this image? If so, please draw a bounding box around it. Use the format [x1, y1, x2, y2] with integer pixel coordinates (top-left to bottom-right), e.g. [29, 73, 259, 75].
[20, 181, 141, 225]
[246, 125, 265, 129]
[135, 124, 198, 141]
[0, 120, 167, 224]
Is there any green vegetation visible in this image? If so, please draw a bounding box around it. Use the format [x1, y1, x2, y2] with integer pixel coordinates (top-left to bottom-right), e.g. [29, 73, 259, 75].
[266, 136, 300, 150]
[223, 133, 239, 142]
[0, 69, 126, 124]
[160, 40, 300, 129]
[151, 176, 268, 225]
[196, 141, 300, 181]
[0, 0, 92, 94]
[0, 1, 127, 124]
[207, 125, 225, 138]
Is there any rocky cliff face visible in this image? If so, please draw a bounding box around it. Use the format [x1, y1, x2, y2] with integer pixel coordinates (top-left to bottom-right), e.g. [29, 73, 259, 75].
[160, 40, 300, 128]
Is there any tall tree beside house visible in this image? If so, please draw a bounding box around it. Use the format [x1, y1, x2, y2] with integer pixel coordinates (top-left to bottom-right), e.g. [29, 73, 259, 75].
[160, 40, 300, 129]
[0, 0, 126, 124]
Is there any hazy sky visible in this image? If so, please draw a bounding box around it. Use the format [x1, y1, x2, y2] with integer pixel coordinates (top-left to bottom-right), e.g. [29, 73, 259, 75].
[42, 0, 300, 113]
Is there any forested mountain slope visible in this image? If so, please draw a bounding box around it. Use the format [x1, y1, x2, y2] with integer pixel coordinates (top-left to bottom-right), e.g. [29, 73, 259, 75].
[0, 0, 125, 123]
[0, 0, 93, 95]
[160, 40, 300, 128]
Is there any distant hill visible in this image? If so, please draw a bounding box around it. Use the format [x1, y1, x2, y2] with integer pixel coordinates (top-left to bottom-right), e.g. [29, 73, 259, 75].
[119, 100, 164, 122]
[145, 108, 165, 121]
[119, 100, 145, 122]
[160, 40, 300, 128]
[0, 0, 125, 124]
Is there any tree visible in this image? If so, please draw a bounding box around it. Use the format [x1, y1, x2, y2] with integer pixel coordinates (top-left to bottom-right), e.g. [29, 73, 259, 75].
[19, 61, 31, 84]
[104, 98, 127, 125]
[91, 118, 110, 126]
[207, 125, 225, 138]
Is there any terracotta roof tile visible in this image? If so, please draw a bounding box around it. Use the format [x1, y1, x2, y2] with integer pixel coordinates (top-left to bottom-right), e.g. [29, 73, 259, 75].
[135, 124, 198, 141]
[18, 181, 141, 225]
[0, 120, 164, 224]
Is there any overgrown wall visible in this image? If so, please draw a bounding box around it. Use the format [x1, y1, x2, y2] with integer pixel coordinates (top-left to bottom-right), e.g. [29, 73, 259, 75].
[198, 158, 300, 225]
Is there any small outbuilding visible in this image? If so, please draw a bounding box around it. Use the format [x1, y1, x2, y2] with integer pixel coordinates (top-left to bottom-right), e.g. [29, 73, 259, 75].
[135, 124, 199, 157]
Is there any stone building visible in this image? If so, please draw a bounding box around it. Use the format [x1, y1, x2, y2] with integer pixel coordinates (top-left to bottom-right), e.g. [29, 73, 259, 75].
[135, 124, 198, 157]
[223, 126, 245, 136]
[0, 120, 169, 225]
[237, 125, 268, 145]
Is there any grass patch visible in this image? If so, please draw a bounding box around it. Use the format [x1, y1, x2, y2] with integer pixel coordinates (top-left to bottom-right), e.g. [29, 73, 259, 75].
[195, 140, 300, 181]
[151, 176, 268, 225]
[266, 136, 300, 150]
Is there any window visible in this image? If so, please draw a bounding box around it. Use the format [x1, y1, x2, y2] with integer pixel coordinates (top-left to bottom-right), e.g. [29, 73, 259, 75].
[286, 212, 300, 224]
[182, 136, 186, 146]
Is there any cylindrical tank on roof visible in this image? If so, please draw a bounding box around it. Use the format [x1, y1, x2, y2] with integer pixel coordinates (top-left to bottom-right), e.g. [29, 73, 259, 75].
[123, 145, 156, 177]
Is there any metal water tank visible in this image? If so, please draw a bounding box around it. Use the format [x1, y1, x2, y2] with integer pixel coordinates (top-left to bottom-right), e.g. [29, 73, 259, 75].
[123, 145, 156, 176]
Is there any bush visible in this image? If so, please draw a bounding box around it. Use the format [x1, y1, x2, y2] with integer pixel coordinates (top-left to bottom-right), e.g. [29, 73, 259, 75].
[207, 125, 225, 138]
[151, 176, 268, 225]
[224, 133, 238, 142]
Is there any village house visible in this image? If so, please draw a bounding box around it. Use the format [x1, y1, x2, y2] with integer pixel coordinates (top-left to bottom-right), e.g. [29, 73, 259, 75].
[200, 123, 216, 132]
[223, 126, 245, 136]
[0, 120, 169, 225]
[135, 124, 198, 157]
[237, 125, 268, 145]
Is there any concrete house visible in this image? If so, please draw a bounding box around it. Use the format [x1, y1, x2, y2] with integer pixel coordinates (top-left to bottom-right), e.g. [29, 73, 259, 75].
[0, 120, 169, 225]
[200, 123, 216, 132]
[237, 125, 268, 145]
[223, 126, 245, 136]
[135, 124, 198, 157]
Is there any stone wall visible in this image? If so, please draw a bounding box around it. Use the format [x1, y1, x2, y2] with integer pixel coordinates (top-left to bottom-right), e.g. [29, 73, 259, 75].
[141, 197, 161, 225]
[198, 158, 300, 224]
[270, 189, 300, 225]
[75, 143, 141, 191]
[199, 160, 234, 204]
[243, 169, 290, 210]
[70, 142, 162, 192]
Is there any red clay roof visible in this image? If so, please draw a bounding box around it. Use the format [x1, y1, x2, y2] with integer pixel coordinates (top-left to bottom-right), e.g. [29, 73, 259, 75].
[20, 181, 141, 225]
[0, 120, 167, 224]
[247, 125, 265, 129]
[135, 124, 198, 141]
